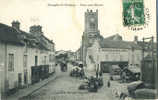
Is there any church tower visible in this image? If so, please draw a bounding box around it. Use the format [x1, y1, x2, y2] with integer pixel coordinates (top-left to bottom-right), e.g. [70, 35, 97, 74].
[81, 9, 101, 66]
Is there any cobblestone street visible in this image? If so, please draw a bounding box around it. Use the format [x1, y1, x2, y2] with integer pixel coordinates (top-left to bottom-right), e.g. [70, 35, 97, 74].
[0, 2, 157, 100]
[20, 64, 126, 100]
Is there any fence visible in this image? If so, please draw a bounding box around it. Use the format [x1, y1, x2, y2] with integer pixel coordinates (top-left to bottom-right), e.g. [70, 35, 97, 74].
[31, 65, 50, 84]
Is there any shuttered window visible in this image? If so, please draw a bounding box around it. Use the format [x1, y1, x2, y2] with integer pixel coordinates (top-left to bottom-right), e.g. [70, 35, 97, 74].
[8, 54, 14, 71]
[23, 55, 27, 69]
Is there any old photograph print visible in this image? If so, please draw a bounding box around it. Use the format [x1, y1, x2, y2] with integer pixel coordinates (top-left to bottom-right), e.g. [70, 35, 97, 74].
[0, 0, 157, 100]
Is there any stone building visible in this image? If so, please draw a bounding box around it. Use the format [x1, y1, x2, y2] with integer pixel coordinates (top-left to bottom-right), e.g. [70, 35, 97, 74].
[0, 21, 55, 97]
[67, 51, 76, 61]
[81, 9, 104, 66]
[77, 9, 157, 75]
[75, 47, 82, 61]
[86, 34, 142, 73]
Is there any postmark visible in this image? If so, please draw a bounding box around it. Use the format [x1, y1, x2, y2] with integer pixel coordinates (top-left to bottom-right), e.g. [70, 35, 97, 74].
[122, 0, 150, 31]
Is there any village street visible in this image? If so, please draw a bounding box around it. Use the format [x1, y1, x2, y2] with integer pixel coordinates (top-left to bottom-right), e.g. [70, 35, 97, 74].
[0, 3, 157, 100]
[20, 64, 128, 100]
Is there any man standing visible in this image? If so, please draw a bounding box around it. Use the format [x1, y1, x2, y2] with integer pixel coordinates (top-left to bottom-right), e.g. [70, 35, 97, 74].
[107, 80, 110, 88]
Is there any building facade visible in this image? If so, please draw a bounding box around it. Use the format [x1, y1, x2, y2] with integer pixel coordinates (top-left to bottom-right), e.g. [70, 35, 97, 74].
[78, 10, 157, 77]
[81, 9, 103, 66]
[0, 21, 55, 97]
[67, 51, 76, 62]
[86, 34, 143, 73]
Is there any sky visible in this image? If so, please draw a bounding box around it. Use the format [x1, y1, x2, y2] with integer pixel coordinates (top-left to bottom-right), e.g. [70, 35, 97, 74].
[0, 0, 156, 51]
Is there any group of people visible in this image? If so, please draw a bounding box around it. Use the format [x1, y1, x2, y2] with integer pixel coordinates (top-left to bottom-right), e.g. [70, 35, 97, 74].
[70, 63, 85, 78]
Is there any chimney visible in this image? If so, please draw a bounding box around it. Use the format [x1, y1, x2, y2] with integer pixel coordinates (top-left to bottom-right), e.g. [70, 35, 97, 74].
[29, 25, 42, 36]
[12, 20, 20, 30]
[134, 36, 138, 43]
[87, 9, 89, 12]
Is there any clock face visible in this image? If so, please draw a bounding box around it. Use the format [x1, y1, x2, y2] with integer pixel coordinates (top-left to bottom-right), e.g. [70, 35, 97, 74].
[90, 17, 95, 22]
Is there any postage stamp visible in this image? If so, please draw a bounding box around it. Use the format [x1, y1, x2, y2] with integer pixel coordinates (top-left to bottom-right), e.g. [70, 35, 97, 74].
[123, 0, 145, 27]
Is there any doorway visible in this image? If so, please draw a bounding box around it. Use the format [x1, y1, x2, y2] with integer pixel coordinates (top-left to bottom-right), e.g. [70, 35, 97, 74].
[18, 73, 22, 88]
[24, 70, 28, 85]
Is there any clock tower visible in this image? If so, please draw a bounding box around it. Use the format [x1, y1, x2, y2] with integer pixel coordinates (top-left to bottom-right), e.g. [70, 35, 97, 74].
[85, 9, 99, 34]
[81, 9, 101, 66]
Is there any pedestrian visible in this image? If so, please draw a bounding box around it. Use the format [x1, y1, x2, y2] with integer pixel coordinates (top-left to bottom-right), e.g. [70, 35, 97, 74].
[120, 92, 128, 100]
[107, 80, 110, 88]
[80, 68, 84, 79]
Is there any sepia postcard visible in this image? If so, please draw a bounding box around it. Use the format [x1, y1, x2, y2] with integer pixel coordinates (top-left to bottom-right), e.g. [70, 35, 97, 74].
[0, 0, 157, 100]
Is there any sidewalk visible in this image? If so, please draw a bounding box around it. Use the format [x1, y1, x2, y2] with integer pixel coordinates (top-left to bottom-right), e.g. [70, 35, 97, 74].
[6, 74, 57, 100]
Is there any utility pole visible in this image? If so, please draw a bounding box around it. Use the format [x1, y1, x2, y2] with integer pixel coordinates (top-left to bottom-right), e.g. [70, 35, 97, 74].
[151, 37, 154, 77]
[141, 38, 144, 81]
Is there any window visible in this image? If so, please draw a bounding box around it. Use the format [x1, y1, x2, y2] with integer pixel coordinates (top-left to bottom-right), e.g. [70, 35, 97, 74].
[23, 55, 27, 69]
[8, 54, 14, 71]
[49, 55, 51, 62]
[49, 54, 54, 62]
[113, 54, 117, 61]
[44, 56, 47, 65]
[24, 42, 28, 53]
[105, 55, 108, 60]
[120, 55, 123, 61]
[137, 55, 140, 61]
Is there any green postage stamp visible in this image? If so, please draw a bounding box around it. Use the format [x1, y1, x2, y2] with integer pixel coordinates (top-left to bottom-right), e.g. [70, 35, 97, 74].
[123, 0, 145, 26]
